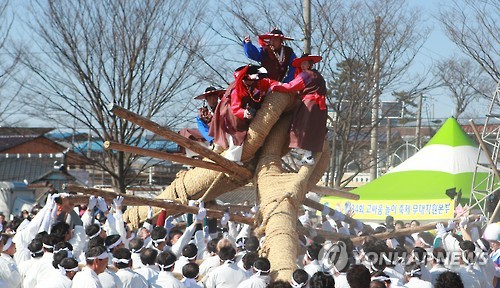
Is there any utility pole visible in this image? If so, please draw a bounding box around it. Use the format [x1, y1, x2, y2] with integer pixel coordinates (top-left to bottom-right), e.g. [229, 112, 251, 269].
[416, 93, 423, 148]
[303, 0, 311, 53]
[369, 16, 382, 181]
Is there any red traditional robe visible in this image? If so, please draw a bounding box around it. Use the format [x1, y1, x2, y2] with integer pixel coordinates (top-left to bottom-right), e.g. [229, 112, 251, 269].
[209, 79, 274, 149]
[271, 69, 327, 152]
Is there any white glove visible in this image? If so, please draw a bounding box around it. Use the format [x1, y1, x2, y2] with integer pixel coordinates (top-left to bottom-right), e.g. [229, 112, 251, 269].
[88, 196, 97, 210]
[435, 222, 446, 237]
[331, 210, 346, 222]
[113, 196, 124, 208]
[59, 192, 70, 198]
[96, 197, 108, 212]
[203, 225, 210, 239]
[196, 208, 207, 222]
[147, 206, 153, 219]
[164, 216, 175, 231]
[188, 200, 196, 207]
[459, 216, 469, 229]
[446, 219, 456, 231]
[221, 212, 230, 226]
[322, 204, 330, 216]
[250, 205, 259, 214]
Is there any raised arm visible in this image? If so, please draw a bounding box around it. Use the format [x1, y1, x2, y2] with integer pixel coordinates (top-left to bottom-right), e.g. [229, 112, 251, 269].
[243, 37, 262, 62]
[271, 73, 306, 93]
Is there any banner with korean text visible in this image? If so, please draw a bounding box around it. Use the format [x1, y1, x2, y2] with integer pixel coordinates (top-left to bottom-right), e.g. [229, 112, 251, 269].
[321, 198, 455, 221]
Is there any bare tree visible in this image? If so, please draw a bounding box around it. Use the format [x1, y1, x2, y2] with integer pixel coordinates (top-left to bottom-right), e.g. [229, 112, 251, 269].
[0, 0, 22, 124]
[437, 0, 499, 82]
[17, 0, 212, 192]
[215, 0, 431, 188]
[436, 57, 493, 119]
[313, 0, 431, 188]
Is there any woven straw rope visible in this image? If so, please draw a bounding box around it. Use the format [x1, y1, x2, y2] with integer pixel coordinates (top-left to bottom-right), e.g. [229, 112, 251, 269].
[123, 92, 295, 229]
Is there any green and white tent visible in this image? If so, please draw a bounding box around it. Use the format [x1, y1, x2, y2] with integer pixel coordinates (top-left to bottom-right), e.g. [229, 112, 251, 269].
[322, 118, 488, 220]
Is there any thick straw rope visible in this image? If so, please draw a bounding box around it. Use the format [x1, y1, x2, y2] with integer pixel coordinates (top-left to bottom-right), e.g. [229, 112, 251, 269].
[123, 92, 295, 229]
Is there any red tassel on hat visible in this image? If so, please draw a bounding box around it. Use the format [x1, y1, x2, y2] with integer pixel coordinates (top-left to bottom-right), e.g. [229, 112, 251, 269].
[257, 35, 268, 47]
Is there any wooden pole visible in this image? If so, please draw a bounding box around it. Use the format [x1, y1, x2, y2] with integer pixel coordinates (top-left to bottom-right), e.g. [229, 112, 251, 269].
[63, 184, 254, 225]
[103, 141, 231, 174]
[105, 141, 358, 202]
[308, 185, 360, 200]
[350, 215, 481, 245]
[67, 194, 253, 215]
[108, 104, 253, 180]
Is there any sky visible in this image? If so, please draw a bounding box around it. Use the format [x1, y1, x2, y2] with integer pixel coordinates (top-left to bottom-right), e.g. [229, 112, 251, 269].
[404, 0, 491, 124]
[3, 0, 493, 128]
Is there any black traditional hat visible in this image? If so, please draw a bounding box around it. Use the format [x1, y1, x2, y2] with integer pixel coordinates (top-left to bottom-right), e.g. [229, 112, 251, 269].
[193, 86, 225, 100]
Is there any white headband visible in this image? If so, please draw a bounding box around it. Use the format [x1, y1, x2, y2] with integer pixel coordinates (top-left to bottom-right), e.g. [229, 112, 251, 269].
[31, 248, 44, 257]
[2, 238, 12, 251]
[89, 226, 102, 240]
[131, 246, 143, 254]
[158, 263, 174, 271]
[290, 278, 307, 288]
[107, 238, 122, 251]
[152, 237, 166, 246]
[405, 268, 421, 277]
[54, 247, 73, 258]
[253, 267, 270, 277]
[58, 264, 79, 276]
[371, 275, 390, 282]
[87, 251, 108, 260]
[43, 243, 54, 250]
[112, 257, 130, 264]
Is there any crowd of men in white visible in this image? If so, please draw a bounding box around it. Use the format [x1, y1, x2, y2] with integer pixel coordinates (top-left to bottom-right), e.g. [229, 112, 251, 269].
[0, 192, 499, 288]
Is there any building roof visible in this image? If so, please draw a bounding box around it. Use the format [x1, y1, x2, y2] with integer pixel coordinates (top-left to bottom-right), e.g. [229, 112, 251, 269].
[0, 154, 62, 183]
[0, 127, 54, 152]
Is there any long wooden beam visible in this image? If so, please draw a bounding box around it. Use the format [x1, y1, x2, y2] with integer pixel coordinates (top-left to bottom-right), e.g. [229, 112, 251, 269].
[67, 194, 253, 215]
[108, 104, 253, 180]
[308, 185, 360, 200]
[63, 184, 253, 225]
[103, 141, 231, 174]
[350, 215, 481, 245]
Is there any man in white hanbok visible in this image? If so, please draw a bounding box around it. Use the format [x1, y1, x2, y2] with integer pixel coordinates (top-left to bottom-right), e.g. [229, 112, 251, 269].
[72, 245, 108, 288]
[35, 257, 79, 288]
[134, 248, 159, 286]
[205, 246, 248, 288]
[237, 257, 271, 288]
[0, 235, 21, 288]
[112, 247, 148, 288]
[150, 250, 185, 288]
